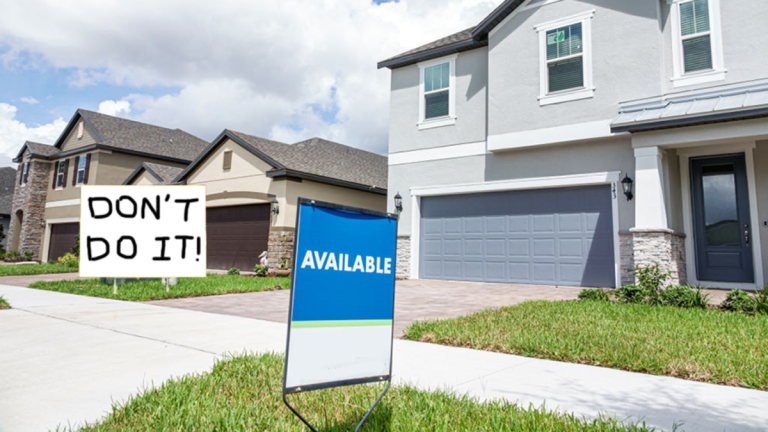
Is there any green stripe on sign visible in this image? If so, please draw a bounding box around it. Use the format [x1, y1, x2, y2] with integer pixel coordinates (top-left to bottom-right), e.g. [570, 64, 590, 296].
[291, 320, 393, 328]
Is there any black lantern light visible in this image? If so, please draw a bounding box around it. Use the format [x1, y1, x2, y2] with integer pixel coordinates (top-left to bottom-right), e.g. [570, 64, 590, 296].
[394, 192, 403, 213]
[271, 198, 279, 215]
[621, 174, 634, 201]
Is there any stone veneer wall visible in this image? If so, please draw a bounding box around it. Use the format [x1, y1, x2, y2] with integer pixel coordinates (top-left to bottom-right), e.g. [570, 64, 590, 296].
[396, 236, 411, 279]
[8, 160, 50, 260]
[267, 228, 294, 276]
[619, 233, 634, 287]
[630, 228, 687, 286]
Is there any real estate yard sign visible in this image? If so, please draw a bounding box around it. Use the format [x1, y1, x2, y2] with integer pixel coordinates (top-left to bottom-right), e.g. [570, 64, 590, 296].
[282, 198, 397, 429]
[79, 185, 206, 278]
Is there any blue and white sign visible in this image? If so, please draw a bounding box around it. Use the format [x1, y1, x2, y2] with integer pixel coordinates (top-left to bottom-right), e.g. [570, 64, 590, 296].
[283, 199, 398, 393]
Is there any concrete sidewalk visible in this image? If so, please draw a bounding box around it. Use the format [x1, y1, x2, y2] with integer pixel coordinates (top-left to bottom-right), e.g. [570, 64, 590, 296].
[1, 285, 765, 432]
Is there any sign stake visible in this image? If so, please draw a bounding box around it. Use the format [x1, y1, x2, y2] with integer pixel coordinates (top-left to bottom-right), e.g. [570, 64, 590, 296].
[113, 278, 117, 295]
[165, 277, 170, 293]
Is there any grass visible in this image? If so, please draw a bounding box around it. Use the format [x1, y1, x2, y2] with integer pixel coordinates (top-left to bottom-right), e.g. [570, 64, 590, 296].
[0, 263, 78, 276]
[404, 300, 768, 391]
[28, 274, 290, 301]
[74, 353, 653, 431]
[0, 295, 9, 309]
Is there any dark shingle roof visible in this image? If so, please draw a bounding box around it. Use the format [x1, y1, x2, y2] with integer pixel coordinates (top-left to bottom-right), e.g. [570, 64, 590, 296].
[378, 0, 526, 69]
[143, 162, 184, 184]
[0, 167, 16, 215]
[73, 110, 208, 162]
[229, 131, 388, 191]
[25, 142, 60, 157]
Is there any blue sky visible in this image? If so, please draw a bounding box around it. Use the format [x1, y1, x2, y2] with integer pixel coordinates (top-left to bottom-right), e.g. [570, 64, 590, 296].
[0, 0, 498, 167]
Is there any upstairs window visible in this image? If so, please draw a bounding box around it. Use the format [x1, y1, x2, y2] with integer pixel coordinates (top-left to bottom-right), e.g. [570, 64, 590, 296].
[670, 0, 725, 87]
[76, 156, 87, 185]
[417, 55, 456, 130]
[680, 0, 712, 73]
[21, 162, 29, 185]
[536, 10, 595, 106]
[54, 160, 66, 189]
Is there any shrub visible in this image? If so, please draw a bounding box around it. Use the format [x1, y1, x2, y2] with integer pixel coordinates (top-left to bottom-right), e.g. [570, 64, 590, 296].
[227, 267, 240, 276]
[5, 250, 22, 262]
[65, 259, 79, 269]
[70, 235, 80, 256]
[755, 287, 768, 316]
[578, 288, 610, 302]
[23, 251, 34, 261]
[614, 284, 647, 304]
[659, 285, 709, 309]
[722, 290, 755, 314]
[253, 264, 268, 277]
[58, 253, 79, 266]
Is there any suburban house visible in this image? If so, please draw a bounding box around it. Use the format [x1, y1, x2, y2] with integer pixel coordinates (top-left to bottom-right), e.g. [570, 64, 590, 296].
[9, 109, 209, 262]
[0, 167, 17, 248]
[379, 0, 768, 291]
[172, 130, 388, 272]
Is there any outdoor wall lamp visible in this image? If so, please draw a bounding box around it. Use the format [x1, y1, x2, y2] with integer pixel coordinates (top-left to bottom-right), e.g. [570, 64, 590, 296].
[394, 192, 403, 213]
[621, 174, 634, 201]
[271, 198, 279, 215]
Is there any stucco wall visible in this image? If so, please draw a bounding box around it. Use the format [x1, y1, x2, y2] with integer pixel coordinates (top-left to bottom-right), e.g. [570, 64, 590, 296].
[487, 0, 661, 136]
[93, 151, 186, 186]
[284, 179, 387, 228]
[131, 171, 160, 185]
[59, 119, 99, 152]
[388, 48, 488, 154]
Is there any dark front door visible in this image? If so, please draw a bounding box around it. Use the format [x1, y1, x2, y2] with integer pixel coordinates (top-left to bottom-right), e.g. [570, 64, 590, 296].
[206, 204, 270, 271]
[691, 154, 754, 283]
[48, 223, 80, 262]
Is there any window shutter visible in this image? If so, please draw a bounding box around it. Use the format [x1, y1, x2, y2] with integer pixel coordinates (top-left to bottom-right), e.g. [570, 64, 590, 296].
[19, 165, 23, 185]
[84, 154, 91, 184]
[223, 151, 232, 170]
[62, 159, 69, 188]
[52, 161, 59, 189]
[72, 156, 80, 186]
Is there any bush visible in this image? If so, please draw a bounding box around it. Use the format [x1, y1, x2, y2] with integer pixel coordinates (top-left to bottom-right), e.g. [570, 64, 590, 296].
[23, 251, 34, 261]
[65, 259, 79, 269]
[253, 264, 268, 277]
[578, 288, 610, 302]
[227, 267, 240, 276]
[755, 288, 768, 316]
[71, 234, 80, 256]
[659, 285, 709, 309]
[614, 284, 647, 304]
[58, 252, 79, 266]
[5, 250, 22, 262]
[722, 290, 755, 314]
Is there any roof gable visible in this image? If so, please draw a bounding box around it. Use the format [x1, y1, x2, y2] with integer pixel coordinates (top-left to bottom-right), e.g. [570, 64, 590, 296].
[123, 162, 184, 185]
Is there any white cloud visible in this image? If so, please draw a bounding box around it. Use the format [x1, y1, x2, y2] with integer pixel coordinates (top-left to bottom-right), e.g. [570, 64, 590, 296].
[0, 103, 66, 166]
[0, 0, 501, 153]
[19, 97, 39, 105]
[97, 100, 131, 118]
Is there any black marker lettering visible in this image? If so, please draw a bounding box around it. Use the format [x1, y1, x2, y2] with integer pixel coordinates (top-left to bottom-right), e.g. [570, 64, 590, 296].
[175, 235, 193, 259]
[87, 236, 110, 261]
[88, 197, 112, 219]
[174, 198, 199, 222]
[141, 196, 160, 220]
[116, 196, 137, 218]
[117, 236, 137, 259]
[153, 236, 171, 261]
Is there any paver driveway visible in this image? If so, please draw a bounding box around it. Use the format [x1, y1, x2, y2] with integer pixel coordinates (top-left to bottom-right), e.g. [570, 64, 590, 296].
[148, 279, 584, 336]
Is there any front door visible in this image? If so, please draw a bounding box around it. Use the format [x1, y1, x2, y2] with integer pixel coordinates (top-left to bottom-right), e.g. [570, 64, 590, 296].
[691, 154, 754, 283]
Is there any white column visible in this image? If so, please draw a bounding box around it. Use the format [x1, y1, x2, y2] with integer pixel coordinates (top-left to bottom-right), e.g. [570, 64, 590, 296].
[634, 146, 669, 229]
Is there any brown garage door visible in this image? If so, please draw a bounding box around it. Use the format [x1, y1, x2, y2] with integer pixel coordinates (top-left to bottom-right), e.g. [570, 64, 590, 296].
[48, 223, 80, 262]
[206, 204, 270, 271]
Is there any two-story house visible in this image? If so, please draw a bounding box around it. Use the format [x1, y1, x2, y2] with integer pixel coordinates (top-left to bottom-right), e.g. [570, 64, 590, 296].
[379, 0, 768, 291]
[10, 109, 208, 262]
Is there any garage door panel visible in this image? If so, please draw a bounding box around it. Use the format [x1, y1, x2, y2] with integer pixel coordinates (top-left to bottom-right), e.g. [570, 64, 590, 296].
[206, 204, 269, 271]
[48, 223, 80, 263]
[420, 185, 615, 288]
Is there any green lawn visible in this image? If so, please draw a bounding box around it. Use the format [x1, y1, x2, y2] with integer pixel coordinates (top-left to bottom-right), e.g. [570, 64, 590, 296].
[29, 274, 290, 301]
[0, 263, 77, 276]
[75, 353, 653, 431]
[404, 300, 768, 390]
[0, 295, 9, 309]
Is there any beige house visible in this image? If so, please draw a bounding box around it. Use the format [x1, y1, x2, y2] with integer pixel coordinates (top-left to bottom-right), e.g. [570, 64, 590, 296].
[10, 109, 208, 262]
[171, 130, 388, 272]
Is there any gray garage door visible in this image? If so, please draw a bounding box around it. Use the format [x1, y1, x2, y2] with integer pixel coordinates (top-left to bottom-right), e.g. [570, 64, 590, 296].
[420, 185, 615, 288]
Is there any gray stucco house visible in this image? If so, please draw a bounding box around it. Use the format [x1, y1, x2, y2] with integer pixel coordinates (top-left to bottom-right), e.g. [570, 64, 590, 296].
[379, 0, 768, 291]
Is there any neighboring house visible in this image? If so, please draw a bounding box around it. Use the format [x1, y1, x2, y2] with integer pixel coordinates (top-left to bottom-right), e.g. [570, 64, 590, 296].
[10, 109, 208, 262]
[124, 162, 184, 185]
[173, 130, 388, 272]
[379, 0, 768, 290]
[0, 167, 17, 248]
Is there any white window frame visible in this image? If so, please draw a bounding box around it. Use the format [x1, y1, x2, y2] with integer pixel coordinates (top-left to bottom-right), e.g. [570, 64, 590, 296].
[55, 162, 65, 190]
[21, 162, 29, 186]
[535, 10, 595, 106]
[75, 156, 87, 186]
[417, 54, 457, 130]
[669, 0, 726, 88]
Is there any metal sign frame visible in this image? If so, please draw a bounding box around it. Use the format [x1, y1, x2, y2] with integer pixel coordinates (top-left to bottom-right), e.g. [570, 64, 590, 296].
[281, 198, 398, 431]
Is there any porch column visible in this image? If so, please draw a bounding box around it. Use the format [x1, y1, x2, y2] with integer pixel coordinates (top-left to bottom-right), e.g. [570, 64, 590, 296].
[634, 146, 668, 229]
[631, 146, 686, 286]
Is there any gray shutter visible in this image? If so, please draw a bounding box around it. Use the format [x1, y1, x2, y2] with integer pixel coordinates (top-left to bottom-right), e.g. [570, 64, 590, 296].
[62, 159, 68, 188]
[72, 156, 80, 186]
[52, 161, 59, 189]
[84, 154, 91, 184]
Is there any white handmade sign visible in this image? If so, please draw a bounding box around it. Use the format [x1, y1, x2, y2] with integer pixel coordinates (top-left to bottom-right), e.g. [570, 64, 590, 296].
[79, 185, 207, 278]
